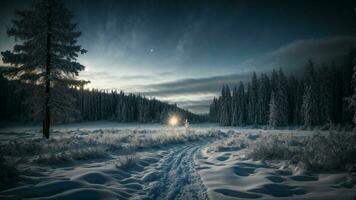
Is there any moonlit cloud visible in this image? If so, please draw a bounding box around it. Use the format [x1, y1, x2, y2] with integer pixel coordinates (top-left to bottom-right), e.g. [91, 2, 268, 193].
[136, 73, 251, 96]
[241, 36, 356, 75]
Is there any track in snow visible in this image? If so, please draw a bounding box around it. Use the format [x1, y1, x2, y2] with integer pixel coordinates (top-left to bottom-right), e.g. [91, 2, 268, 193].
[144, 144, 209, 200]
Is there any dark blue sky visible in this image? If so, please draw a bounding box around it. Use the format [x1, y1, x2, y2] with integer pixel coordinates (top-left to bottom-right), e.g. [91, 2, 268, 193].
[1, 0, 356, 113]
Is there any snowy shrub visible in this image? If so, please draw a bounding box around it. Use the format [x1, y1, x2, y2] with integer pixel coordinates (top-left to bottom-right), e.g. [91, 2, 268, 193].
[248, 131, 356, 172]
[34, 147, 107, 164]
[302, 131, 356, 171]
[209, 133, 249, 152]
[35, 152, 72, 164]
[70, 147, 107, 161]
[249, 134, 304, 161]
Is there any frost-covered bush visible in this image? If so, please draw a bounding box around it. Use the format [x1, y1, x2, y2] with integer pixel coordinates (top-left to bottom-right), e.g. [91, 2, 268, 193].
[34, 147, 107, 164]
[208, 133, 249, 152]
[249, 134, 304, 161]
[249, 131, 356, 172]
[303, 132, 356, 171]
[124, 129, 227, 150]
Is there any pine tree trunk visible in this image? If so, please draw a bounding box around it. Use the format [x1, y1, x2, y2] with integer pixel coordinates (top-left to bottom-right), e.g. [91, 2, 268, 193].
[43, 0, 52, 139]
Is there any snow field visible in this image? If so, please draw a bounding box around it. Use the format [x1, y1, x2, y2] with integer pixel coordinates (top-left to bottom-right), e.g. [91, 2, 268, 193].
[0, 125, 355, 199]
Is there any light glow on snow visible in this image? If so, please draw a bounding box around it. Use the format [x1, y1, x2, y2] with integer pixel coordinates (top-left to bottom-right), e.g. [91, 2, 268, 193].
[168, 115, 179, 126]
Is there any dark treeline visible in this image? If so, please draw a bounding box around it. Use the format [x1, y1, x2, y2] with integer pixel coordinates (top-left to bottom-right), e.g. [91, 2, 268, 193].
[209, 49, 355, 128]
[73, 88, 205, 123]
[0, 74, 204, 124]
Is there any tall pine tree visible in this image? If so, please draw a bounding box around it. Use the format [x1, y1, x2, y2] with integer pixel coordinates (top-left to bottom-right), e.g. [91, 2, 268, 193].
[231, 86, 238, 126]
[219, 85, 232, 126]
[249, 72, 259, 125]
[1, 0, 87, 138]
[301, 60, 319, 127]
[277, 69, 289, 126]
[269, 91, 277, 128]
[237, 82, 246, 125]
[257, 73, 270, 124]
[318, 64, 333, 125]
[349, 56, 356, 124]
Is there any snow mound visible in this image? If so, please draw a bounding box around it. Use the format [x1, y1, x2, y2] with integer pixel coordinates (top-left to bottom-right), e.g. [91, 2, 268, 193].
[196, 130, 356, 200]
[72, 171, 115, 185]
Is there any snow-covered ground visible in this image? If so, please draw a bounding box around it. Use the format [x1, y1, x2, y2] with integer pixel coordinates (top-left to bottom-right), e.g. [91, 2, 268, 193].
[0, 122, 355, 199]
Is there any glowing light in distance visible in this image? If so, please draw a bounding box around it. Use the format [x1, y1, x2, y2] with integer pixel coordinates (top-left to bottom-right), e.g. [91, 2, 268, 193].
[169, 115, 179, 126]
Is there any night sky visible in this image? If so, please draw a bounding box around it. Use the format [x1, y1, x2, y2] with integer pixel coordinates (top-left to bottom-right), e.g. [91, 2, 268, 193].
[1, 0, 356, 113]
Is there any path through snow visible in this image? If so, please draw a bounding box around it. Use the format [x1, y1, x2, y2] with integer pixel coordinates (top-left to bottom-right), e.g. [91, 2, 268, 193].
[144, 144, 209, 200]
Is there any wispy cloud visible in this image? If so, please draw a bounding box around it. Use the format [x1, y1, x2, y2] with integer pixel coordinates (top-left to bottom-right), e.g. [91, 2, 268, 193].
[175, 21, 201, 61]
[136, 73, 251, 96]
[174, 99, 213, 114]
[241, 36, 356, 74]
